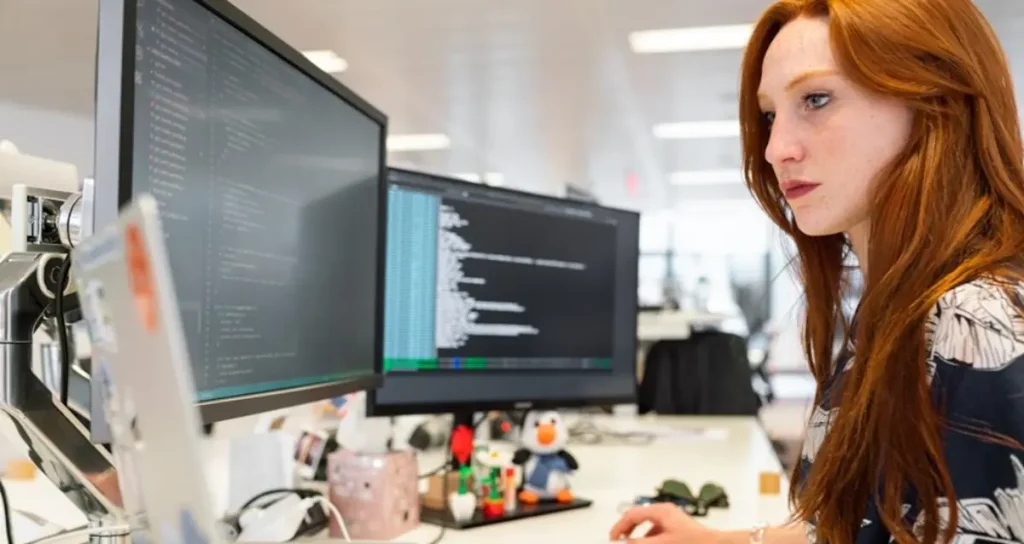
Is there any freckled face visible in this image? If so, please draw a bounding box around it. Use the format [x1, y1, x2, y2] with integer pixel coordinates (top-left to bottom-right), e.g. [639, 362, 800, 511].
[757, 17, 914, 236]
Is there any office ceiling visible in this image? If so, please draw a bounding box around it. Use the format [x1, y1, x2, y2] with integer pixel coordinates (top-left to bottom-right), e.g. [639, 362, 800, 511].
[1, 0, 1024, 212]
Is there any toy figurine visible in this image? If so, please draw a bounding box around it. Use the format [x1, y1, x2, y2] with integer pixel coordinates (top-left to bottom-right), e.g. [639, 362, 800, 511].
[472, 443, 510, 498]
[481, 466, 506, 518]
[447, 425, 478, 523]
[447, 466, 476, 523]
[512, 410, 578, 504]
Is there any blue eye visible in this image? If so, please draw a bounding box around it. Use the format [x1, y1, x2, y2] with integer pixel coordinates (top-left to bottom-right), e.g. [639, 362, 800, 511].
[805, 92, 831, 109]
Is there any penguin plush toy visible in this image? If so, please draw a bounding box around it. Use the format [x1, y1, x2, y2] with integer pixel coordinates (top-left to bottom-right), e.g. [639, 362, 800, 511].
[512, 410, 578, 504]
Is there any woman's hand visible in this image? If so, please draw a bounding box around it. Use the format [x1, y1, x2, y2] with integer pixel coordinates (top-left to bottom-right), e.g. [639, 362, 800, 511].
[609, 503, 720, 543]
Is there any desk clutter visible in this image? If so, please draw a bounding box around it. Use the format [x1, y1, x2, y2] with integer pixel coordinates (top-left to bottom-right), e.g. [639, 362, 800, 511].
[624, 479, 730, 517]
[330, 408, 595, 533]
[325, 449, 420, 541]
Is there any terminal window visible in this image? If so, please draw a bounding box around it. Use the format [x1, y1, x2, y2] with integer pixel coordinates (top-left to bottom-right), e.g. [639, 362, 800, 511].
[384, 182, 618, 372]
[131, 0, 379, 401]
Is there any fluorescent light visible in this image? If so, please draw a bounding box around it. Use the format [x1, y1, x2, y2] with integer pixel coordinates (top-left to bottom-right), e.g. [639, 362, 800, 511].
[484, 172, 504, 186]
[629, 24, 753, 54]
[452, 173, 481, 183]
[387, 134, 451, 152]
[453, 172, 504, 186]
[670, 169, 744, 186]
[653, 120, 739, 139]
[302, 50, 348, 73]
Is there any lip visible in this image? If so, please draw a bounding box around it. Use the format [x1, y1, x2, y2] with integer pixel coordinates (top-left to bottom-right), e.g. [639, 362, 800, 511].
[780, 179, 821, 200]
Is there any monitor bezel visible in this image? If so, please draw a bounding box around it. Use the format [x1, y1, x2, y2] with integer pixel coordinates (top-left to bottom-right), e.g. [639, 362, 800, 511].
[94, 0, 387, 426]
[366, 167, 640, 417]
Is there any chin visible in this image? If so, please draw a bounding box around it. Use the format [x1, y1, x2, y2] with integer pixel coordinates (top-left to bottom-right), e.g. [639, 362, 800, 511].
[792, 212, 846, 237]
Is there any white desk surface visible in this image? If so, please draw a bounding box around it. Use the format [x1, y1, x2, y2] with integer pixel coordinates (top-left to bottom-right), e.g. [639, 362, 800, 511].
[396, 416, 791, 543]
[637, 311, 730, 342]
[0, 415, 791, 543]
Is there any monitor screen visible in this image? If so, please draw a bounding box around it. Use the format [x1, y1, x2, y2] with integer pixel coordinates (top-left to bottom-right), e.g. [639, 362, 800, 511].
[367, 169, 639, 416]
[93, 0, 386, 429]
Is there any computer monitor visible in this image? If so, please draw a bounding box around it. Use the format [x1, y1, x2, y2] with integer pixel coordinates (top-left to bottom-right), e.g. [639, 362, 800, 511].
[91, 0, 387, 440]
[367, 168, 640, 418]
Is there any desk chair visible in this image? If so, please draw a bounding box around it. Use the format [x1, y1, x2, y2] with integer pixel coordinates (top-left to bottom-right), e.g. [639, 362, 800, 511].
[637, 331, 760, 416]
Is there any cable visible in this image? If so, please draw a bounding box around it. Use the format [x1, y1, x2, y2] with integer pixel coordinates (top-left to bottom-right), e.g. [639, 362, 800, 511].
[418, 464, 447, 479]
[313, 497, 350, 542]
[55, 255, 72, 405]
[419, 414, 487, 479]
[238, 488, 319, 511]
[567, 417, 656, 446]
[0, 479, 13, 544]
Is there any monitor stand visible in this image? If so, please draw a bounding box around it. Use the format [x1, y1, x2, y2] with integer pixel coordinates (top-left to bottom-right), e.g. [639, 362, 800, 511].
[418, 411, 592, 530]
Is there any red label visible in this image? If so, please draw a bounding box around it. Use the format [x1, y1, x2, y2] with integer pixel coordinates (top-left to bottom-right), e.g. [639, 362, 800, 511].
[125, 224, 158, 333]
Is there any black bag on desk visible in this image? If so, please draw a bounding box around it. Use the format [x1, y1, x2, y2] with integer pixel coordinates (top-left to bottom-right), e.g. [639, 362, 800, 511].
[637, 331, 760, 416]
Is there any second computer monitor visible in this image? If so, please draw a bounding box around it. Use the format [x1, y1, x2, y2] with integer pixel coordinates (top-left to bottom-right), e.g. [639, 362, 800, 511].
[367, 168, 639, 416]
[93, 0, 386, 431]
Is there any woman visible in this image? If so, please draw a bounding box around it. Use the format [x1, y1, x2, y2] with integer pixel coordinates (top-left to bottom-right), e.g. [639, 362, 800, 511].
[611, 0, 1024, 543]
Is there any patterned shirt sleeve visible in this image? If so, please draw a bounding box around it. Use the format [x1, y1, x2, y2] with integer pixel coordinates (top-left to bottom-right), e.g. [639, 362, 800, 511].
[920, 279, 1024, 543]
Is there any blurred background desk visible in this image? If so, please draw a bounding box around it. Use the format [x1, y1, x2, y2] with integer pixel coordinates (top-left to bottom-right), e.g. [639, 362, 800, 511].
[637, 310, 731, 343]
[636, 310, 733, 382]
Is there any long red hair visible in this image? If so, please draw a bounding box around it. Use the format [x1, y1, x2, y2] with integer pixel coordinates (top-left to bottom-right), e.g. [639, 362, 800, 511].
[739, 1, 1024, 543]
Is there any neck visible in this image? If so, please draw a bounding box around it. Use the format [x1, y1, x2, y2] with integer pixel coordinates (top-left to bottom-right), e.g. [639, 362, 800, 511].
[847, 220, 870, 277]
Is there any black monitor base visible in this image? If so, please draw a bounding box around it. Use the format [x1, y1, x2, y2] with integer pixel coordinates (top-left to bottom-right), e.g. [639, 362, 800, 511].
[419, 497, 592, 529]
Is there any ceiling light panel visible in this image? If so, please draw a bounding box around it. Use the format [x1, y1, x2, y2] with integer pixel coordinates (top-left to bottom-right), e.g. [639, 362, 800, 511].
[653, 120, 740, 139]
[629, 24, 754, 54]
[453, 172, 504, 186]
[302, 50, 348, 73]
[670, 169, 744, 185]
[387, 134, 451, 152]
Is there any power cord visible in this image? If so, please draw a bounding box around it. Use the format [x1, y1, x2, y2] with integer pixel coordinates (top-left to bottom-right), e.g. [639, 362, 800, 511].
[55, 255, 72, 405]
[0, 479, 13, 544]
[567, 417, 656, 446]
[238, 488, 320, 511]
[312, 497, 349, 542]
[232, 489, 332, 542]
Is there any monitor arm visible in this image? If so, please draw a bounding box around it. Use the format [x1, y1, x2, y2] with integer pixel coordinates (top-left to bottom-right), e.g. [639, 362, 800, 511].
[0, 181, 129, 539]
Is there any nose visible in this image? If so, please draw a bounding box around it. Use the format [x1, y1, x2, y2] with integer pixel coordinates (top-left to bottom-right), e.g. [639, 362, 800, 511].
[764, 117, 805, 167]
[537, 423, 556, 445]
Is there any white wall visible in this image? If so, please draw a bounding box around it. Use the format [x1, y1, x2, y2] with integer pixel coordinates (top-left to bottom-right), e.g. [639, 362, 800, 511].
[0, 100, 93, 387]
[640, 199, 771, 256]
[0, 100, 93, 177]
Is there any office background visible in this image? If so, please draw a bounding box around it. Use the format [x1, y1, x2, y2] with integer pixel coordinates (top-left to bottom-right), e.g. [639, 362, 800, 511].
[2, 0, 1023, 429]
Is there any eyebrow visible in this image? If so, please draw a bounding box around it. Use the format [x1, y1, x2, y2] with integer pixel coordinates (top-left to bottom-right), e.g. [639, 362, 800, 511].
[757, 68, 840, 102]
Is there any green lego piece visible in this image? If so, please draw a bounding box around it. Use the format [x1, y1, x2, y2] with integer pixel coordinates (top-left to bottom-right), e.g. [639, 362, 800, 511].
[489, 467, 502, 500]
[457, 465, 473, 495]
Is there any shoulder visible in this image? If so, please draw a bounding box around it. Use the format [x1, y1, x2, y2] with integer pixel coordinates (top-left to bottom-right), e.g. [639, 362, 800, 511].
[926, 276, 1024, 369]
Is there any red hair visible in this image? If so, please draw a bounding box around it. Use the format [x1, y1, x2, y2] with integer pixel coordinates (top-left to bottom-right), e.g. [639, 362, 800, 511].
[739, 1, 1024, 543]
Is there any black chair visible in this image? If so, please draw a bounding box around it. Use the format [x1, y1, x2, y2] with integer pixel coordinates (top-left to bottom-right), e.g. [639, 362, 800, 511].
[637, 330, 760, 416]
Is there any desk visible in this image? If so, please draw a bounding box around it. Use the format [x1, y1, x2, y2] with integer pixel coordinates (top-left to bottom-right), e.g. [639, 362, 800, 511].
[636, 311, 732, 380]
[637, 311, 729, 343]
[0, 416, 790, 543]
[400, 416, 790, 543]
